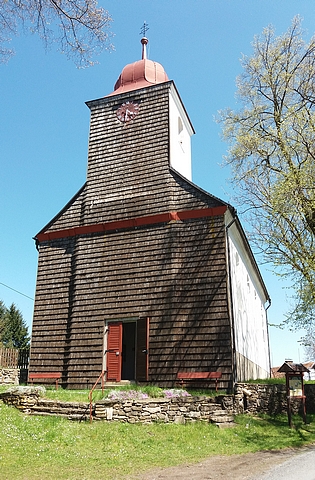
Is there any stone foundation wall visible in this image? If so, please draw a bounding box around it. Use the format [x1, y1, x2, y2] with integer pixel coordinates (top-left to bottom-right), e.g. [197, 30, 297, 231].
[1, 384, 314, 423]
[234, 383, 315, 415]
[0, 368, 19, 385]
[94, 396, 234, 424]
[0, 387, 233, 424]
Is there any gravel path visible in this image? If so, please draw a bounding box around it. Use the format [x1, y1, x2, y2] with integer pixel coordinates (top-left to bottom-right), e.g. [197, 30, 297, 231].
[131, 446, 315, 480]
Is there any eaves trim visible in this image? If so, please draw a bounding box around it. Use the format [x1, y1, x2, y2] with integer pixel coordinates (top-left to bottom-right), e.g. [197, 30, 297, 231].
[35, 206, 227, 243]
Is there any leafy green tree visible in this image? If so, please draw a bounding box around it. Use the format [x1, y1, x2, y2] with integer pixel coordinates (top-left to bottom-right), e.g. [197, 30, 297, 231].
[301, 326, 315, 361]
[2, 303, 30, 350]
[219, 16, 315, 329]
[0, 0, 113, 67]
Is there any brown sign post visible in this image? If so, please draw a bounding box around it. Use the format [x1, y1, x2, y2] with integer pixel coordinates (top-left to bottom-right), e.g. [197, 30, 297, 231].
[277, 361, 309, 428]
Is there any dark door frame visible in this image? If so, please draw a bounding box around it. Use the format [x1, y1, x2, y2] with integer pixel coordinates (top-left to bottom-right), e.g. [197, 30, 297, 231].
[104, 317, 149, 382]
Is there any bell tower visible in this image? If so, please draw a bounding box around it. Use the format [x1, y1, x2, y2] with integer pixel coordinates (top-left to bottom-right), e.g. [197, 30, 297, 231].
[108, 35, 194, 181]
[83, 36, 195, 226]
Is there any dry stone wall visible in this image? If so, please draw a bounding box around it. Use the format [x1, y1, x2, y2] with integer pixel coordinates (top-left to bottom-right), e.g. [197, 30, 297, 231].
[0, 387, 90, 420]
[234, 383, 315, 414]
[1, 384, 314, 423]
[0, 387, 233, 425]
[94, 396, 234, 424]
[0, 368, 19, 385]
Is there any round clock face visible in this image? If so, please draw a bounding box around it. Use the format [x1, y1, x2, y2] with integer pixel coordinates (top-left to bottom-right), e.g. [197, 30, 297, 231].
[116, 101, 139, 123]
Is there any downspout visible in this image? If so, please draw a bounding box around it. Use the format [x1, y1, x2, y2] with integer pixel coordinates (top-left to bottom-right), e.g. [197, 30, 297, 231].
[225, 216, 237, 390]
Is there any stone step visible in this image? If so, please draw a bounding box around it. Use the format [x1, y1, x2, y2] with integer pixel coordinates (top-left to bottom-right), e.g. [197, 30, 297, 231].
[30, 411, 90, 421]
[209, 409, 235, 424]
[211, 415, 234, 422]
[32, 407, 89, 413]
[102, 381, 134, 388]
[210, 409, 233, 416]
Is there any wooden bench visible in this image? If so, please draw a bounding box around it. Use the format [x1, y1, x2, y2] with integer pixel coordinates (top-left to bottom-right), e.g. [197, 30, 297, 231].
[28, 372, 61, 390]
[176, 372, 222, 392]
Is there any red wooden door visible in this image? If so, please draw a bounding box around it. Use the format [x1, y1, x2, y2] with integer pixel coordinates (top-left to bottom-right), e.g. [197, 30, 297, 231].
[136, 317, 149, 381]
[106, 322, 122, 381]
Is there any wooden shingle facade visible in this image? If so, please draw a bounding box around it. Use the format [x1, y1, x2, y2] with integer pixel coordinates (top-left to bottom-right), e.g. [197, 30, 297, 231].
[29, 48, 271, 390]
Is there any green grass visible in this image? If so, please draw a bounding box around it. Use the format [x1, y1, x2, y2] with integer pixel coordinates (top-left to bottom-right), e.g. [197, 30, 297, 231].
[41, 385, 224, 402]
[188, 388, 227, 396]
[42, 384, 166, 402]
[0, 397, 314, 480]
[246, 378, 315, 385]
[246, 377, 286, 384]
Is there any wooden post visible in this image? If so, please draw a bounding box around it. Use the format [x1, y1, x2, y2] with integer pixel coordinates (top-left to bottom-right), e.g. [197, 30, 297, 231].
[285, 373, 292, 428]
[278, 361, 309, 428]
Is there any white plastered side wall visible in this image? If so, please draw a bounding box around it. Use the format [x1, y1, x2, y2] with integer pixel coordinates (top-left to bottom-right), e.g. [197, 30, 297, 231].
[168, 84, 193, 181]
[226, 211, 270, 380]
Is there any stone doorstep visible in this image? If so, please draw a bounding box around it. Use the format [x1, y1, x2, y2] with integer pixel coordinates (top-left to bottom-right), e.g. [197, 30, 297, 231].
[101, 381, 133, 388]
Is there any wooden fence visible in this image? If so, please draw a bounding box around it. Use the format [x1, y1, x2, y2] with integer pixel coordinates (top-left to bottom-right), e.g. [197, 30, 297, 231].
[0, 348, 29, 369]
[0, 347, 18, 368]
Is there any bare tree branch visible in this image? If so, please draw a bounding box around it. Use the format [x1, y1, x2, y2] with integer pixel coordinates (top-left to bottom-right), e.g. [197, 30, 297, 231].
[0, 0, 113, 67]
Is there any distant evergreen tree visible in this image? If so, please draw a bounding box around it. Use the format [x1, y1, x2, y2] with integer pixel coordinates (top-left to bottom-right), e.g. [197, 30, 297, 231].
[1, 303, 30, 350]
[0, 300, 6, 346]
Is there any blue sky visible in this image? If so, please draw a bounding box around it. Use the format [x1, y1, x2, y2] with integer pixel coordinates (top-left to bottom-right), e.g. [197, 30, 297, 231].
[1, 0, 314, 367]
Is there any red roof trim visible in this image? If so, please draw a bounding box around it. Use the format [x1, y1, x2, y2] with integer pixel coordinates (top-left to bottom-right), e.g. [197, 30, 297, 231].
[36, 206, 227, 243]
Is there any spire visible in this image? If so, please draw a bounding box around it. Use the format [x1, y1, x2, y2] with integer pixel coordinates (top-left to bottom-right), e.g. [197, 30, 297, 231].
[106, 25, 169, 97]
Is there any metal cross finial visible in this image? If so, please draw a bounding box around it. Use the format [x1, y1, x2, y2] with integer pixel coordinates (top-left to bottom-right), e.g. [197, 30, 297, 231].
[140, 21, 149, 37]
[140, 22, 149, 60]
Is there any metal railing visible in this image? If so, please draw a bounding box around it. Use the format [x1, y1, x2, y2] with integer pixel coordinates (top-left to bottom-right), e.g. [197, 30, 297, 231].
[89, 371, 105, 423]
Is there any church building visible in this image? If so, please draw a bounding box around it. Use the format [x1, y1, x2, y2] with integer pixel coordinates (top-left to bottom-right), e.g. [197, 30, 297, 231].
[29, 37, 271, 390]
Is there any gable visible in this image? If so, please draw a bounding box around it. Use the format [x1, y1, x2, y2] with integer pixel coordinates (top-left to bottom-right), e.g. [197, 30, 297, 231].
[36, 184, 86, 238]
[35, 163, 230, 240]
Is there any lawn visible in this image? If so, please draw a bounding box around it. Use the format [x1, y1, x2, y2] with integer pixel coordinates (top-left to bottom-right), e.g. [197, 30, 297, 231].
[42, 384, 222, 402]
[0, 385, 314, 480]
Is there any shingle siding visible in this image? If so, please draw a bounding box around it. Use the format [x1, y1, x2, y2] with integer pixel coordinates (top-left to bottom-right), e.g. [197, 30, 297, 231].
[30, 82, 234, 389]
